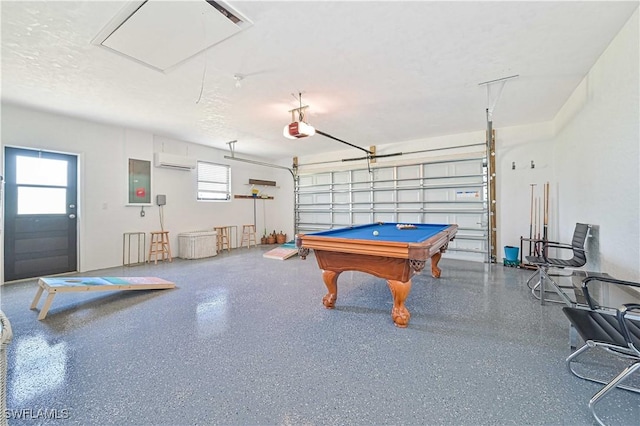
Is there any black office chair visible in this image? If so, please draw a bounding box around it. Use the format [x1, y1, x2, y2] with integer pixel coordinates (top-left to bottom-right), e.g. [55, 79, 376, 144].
[525, 222, 591, 304]
[562, 276, 640, 426]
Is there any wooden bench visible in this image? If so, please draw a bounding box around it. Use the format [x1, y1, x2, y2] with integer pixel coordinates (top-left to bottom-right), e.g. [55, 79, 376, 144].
[30, 277, 176, 320]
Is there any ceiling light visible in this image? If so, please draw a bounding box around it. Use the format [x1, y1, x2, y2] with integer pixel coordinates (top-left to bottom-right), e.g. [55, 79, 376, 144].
[283, 92, 315, 139]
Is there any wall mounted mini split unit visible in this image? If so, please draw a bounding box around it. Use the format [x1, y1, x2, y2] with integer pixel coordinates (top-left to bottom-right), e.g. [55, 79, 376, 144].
[154, 152, 197, 170]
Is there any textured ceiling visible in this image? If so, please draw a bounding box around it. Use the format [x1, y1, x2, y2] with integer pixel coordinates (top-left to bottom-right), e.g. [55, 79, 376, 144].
[2, 1, 638, 160]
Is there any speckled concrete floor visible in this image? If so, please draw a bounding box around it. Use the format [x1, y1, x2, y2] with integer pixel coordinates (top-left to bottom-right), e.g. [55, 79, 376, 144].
[1, 249, 638, 425]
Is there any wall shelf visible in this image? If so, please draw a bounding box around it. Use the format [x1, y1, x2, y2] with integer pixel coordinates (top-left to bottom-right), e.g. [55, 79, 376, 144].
[243, 180, 278, 199]
[244, 184, 280, 189]
[249, 179, 276, 187]
[234, 195, 273, 200]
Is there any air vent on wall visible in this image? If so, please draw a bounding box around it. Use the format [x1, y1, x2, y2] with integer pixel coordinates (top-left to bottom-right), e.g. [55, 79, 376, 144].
[91, 0, 252, 72]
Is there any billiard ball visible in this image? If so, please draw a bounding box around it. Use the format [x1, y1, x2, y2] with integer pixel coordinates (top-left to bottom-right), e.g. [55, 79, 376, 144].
[373, 230, 379, 236]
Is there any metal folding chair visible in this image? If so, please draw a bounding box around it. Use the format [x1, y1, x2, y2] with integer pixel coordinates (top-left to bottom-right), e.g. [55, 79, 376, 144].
[561, 275, 640, 426]
[525, 223, 591, 304]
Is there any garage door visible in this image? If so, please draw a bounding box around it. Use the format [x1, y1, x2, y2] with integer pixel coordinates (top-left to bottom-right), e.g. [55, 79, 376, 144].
[295, 154, 489, 262]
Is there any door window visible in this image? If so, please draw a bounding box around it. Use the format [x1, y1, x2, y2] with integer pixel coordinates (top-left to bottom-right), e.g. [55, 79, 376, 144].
[15, 156, 68, 215]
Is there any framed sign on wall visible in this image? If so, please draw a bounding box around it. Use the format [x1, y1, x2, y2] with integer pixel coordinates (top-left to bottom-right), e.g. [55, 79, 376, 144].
[127, 158, 152, 206]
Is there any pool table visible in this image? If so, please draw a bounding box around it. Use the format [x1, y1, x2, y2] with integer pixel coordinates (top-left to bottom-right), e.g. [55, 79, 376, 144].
[296, 222, 458, 327]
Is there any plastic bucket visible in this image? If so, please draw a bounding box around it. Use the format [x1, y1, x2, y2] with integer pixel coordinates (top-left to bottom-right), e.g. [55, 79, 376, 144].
[504, 246, 519, 262]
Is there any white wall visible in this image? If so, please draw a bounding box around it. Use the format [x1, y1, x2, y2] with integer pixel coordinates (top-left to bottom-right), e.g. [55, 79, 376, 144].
[495, 122, 557, 256]
[553, 10, 639, 281]
[1, 104, 295, 277]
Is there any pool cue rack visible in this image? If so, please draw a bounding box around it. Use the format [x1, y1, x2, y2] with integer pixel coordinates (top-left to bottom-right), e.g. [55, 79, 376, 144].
[520, 181, 550, 269]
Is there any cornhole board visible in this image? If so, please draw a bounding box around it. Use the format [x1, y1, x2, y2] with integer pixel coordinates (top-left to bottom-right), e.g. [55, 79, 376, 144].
[30, 277, 176, 320]
[263, 242, 298, 260]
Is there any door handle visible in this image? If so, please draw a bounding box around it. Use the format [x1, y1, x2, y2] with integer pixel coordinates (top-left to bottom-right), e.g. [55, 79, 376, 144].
[69, 214, 76, 219]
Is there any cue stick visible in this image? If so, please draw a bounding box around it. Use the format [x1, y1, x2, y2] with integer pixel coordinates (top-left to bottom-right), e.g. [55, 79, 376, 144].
[543, 182, 549, 243]
[538, 196, 542, 239]
[533, 197, 538, 256]
[536, 197, 542, 255]
[529, 184, 536, 256]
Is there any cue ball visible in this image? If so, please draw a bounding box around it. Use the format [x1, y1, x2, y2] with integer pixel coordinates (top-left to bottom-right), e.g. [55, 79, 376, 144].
[373, 230, 379, 236]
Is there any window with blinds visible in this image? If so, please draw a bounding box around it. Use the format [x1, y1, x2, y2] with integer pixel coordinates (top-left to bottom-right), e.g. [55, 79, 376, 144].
[197, 161, 231, 201]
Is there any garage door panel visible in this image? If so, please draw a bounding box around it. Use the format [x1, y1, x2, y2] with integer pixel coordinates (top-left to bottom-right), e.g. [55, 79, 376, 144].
[398, 179, 421, 188]
[333, 212, 351, 225]
[453, 161, 483, 175]
[313, 194, 331, 203]
[397, 213, 422, 223]
[353, 192, 371, 203]
[398, 190, 420, 202]
[373, 212, 395, 222]
[374, 191, 394, 202]
[397, 165, 420, 179]
[374, 203, 395, 211]
[353, 170, 370, 181]
[334, 193, 351, 203]
[333, 171, 350, 183]
[353, 213, 371, 224]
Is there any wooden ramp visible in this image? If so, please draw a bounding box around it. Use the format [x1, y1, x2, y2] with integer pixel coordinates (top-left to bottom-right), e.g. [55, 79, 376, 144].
[30, 277, 176, 320]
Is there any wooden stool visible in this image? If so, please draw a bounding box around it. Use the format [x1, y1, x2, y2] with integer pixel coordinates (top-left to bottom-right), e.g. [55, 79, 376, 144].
[148, 231, 172, 264]
[213, 226, 230, 252]
[240, 225, 257, 248]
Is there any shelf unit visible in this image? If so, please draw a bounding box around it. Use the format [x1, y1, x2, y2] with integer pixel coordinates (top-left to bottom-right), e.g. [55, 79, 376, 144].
[236, 179, 278, 232]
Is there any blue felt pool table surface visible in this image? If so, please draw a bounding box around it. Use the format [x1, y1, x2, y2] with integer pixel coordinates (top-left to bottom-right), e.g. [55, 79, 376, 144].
[306, 222, 450, 243]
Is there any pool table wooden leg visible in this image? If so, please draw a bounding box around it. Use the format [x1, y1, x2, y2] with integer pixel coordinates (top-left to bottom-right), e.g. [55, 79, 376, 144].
[387, 279, 411, 328]
[431, 252, 442, 278]
[321, 270, 340, 309]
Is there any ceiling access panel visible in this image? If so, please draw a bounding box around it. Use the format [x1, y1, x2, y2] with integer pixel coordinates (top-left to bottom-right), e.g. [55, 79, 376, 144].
[91, 0, 252, 72]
